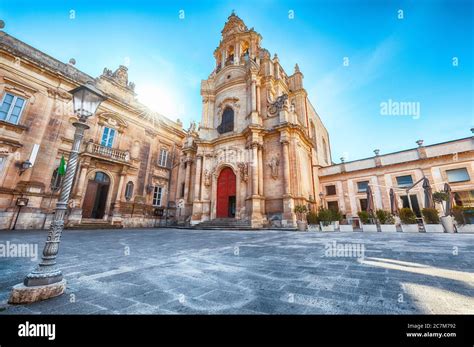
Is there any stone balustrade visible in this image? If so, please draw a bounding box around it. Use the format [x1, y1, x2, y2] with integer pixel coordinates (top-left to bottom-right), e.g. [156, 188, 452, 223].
[85, 141, 130, 162]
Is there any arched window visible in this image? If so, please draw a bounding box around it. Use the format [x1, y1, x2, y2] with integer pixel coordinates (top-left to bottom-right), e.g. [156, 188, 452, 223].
[94, 171, 110, 183]
[217, 107, 234, 134]
[125, 181, 134, 201]
[50, 168, 63, 192]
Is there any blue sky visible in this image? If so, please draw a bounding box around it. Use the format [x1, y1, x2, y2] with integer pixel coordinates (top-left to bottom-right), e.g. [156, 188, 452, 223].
[1, 0, 472, 161]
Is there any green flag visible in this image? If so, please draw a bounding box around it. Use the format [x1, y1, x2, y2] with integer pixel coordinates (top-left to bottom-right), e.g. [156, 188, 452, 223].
[58, 155, 66, 176]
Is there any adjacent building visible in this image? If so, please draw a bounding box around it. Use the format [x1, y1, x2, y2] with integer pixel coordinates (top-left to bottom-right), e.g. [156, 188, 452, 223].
[0, 31, 186, 230]
[319, 137, 474, 219]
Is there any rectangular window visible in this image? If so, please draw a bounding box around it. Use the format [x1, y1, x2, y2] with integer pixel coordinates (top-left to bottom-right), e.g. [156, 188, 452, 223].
[326, 185, 336, 196]
[0, 93, 26, 124]
[446, 168, 470, 183]
[0, 156, 6, 176]
[396, 175, 413, 187]
[359, 198, 368, 211]
[327, 201, 339, 211]
[357, 181, 369, 193]
[101, 127, 115, 148]
[158, 149, 169, 167]
[153, 186, 163, 206]
[180, 182, 185, 198]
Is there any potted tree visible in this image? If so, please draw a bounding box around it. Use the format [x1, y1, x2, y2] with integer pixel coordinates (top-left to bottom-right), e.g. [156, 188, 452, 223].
[330, 209, 342, 230]
[306, 210, 319, 232]
[294, 204, 308, 231]
[339, 218, 354, 232]
[452, 206, 467, 232]
[376, 209, 396, 232]
[318, 208, 334, 231]
[433, 191, 454, 233]
[421, 208, 443, 232]
[399, 208, 419, 233]
[358, 211, 377, 232]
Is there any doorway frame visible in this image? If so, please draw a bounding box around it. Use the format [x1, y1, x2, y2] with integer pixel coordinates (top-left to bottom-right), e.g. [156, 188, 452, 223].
[210, 164, 241, 220]
[80, 169, 115, 221]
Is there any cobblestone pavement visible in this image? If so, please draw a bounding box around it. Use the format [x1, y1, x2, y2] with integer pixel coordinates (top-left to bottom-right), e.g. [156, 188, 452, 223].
[0, 228, 473, 314]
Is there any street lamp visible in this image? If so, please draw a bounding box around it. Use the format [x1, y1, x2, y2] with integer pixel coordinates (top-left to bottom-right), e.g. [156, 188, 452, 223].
[9, 82, 105, 304]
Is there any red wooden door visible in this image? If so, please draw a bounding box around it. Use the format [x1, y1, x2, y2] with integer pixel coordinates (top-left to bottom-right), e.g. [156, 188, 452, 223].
[216, 167, 236, 218]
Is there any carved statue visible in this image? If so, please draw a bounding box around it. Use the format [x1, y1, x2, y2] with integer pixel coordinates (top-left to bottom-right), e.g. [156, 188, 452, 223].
[204, 169, 212, 187]
[268, 156, 280, 179]
[188, 121, 197, 133]
[113, 66, 128, 87]
[268, 94, 289, 115]
[238, 162, 249, 182]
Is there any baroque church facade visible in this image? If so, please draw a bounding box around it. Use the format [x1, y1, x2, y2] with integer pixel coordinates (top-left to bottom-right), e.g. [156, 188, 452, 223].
[176, 14, 332, 228]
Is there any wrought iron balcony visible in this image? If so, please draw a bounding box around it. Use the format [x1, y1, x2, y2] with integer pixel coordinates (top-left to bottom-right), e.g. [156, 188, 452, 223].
[85, 141, 130, 162]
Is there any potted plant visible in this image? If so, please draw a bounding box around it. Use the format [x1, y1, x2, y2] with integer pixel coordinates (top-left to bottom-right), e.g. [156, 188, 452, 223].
[306, 210, 319, 232]
[421, 208, 443, 233]
[376, 209, 396, 232]
[317, 208, 334, 231]
[294, 204, 308, 231]
[330, 209, 342, 230]
[358, 211, 377, 232]
[433, 191, 454, 233]
[457, 207, 474, 232]
[452, 206, 466, 232]
[339, 219, 354, 232]
[399, 208, 419, 233]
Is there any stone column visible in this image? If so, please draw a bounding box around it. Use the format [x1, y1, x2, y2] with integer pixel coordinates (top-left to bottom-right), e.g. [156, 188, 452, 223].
[75, 165, 89, 199]
[251, 79, 257, 113]
[258, 146, 264, 196]
[251, 143, 259, 196]
[281, 140, 295, 227]
[193, 155, 202, 201]
[116, 173, 125, 203]
[256, 83, 261, 114]
[282, 141, 291, 195]
[175, 158, 183, 199]
[184, 157, 192, 203]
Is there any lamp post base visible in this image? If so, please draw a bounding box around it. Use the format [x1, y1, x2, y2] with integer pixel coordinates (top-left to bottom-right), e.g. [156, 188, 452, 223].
[8, 279, 67, 304]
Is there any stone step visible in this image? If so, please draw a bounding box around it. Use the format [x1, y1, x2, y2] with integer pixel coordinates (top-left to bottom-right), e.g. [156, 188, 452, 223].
[66, 223, 123, 230]
[194, 218, 251, 229]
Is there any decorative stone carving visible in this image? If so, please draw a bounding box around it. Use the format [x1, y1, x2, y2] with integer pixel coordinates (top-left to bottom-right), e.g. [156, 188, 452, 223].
[204, 169, 212, 187]
[188, 121, 197, 134]
[268, 156, 280, 179]
[237, 162, 249, 182]
[268, 93, 288, 115]
[102, 65, 135, 91]
[217, 97, 240, 116]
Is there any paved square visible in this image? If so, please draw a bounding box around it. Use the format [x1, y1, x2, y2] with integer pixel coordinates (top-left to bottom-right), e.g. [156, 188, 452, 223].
[0, 228, 473, 314]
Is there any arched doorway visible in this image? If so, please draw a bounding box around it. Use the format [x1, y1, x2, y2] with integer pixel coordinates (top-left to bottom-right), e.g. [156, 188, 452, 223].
[82, 171, 110, 219]
[216, 167, 236, 218]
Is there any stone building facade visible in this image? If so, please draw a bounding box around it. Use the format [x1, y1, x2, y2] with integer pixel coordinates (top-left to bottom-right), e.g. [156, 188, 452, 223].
[177, 14, 331, 228]
[1, 15, 471, 231]
[0, 31, 185, 230]
[319, 137, 474, 219]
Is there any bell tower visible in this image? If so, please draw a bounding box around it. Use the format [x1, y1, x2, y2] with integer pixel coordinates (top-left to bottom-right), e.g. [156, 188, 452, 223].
[199, 12, 263, 141]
